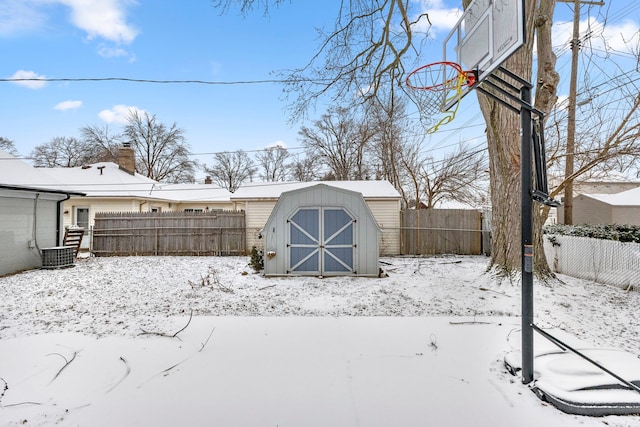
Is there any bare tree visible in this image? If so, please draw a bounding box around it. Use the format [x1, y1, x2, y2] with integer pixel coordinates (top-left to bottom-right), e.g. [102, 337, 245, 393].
[288, 153, 320, 182]
[366, 94, 420, 206]
[123, 111, 196, 183]
[299, 106, 375, 180]
[79, 124, 121, 163]
[30, 137, 100, 167]
[204, 150, 257, 192]
[419, 145, 489, 209]
[256, 146, 290, 182]
[0, 137, 19, 156]
[546, 93, 640, 202]
[213, 1, 427, 120]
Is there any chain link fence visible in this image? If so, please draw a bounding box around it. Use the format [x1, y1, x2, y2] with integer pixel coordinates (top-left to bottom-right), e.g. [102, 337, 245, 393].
[543, 234, 640, 291]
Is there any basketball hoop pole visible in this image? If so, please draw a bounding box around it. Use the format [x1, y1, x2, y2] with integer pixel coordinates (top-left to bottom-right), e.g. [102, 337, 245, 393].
[476, 66, 558, 385]
[520, 82, 535, 385]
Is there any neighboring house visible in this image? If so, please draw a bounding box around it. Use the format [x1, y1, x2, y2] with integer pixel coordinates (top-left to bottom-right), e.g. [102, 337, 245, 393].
[0, 150, 84, 275]
[551, 174, 640, 224]
[566, 186, 640, 226]
[231, 180, 402, 255]
[261, 184, 382, 277]
[39, 146, 233, 249]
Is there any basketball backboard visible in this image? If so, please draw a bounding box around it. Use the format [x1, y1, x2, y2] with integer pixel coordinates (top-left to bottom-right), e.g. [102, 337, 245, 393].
[442, 0, 525, 110]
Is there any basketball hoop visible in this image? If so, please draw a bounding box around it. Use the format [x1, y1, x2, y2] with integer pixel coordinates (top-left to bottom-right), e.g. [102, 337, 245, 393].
[405, 61, 476, 133]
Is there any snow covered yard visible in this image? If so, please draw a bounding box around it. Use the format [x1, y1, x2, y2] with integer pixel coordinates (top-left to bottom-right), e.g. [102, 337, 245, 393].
[0, 255, 639, 426]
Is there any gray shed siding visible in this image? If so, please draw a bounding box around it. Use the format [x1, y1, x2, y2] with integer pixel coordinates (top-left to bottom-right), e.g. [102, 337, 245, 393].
[612, 207, 640, 226]
[0, 189, 64, 275]
[263, 185, 380, 277]
[572, 195, 612, 225]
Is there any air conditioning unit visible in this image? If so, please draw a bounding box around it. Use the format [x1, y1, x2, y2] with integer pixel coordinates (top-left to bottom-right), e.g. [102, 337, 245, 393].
[41, 246, 75, 269]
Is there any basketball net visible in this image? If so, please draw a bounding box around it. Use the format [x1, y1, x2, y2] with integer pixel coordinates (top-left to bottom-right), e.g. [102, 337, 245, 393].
[406, 62, 475, 134]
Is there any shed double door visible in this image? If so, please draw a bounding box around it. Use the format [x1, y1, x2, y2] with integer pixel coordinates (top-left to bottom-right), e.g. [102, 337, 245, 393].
[288, 207, 355, 275]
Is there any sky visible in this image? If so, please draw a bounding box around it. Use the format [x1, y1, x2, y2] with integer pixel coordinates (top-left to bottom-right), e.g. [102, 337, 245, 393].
[1, 0, 639, 179]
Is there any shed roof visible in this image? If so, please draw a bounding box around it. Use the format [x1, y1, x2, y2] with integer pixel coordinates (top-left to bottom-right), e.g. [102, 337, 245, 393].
[231, 180, 401, 200]
[584, 186, 640, 206]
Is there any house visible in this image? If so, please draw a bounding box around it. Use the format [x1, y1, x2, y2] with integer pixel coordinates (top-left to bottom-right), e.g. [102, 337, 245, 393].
[0, 150, 84, 275]
[39, 146, 233, 249]
[231, 180, 402, 255]
[261, 184, 381, 277]
[567, 186, 640, 226]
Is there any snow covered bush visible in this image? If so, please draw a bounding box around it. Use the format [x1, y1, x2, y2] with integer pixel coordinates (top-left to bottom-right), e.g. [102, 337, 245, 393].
[543, 224, 640, 243]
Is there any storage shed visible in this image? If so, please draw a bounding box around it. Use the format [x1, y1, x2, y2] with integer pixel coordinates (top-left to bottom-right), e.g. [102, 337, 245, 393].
[261, 184, 381, 277]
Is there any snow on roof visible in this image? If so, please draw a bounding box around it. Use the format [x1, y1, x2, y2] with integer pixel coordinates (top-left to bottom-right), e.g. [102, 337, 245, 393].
[0, 149, 80, 195]
[152, 183, 232, 202]
[231, 180, 401, 200]
[39, 162, 232, 202]
[39, 162, 158, 198]
[584, 186, 640, 206]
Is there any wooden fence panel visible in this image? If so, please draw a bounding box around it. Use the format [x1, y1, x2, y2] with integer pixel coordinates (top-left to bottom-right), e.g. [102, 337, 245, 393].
[92, 211, 246, 256]
[401, 209, 483, 255]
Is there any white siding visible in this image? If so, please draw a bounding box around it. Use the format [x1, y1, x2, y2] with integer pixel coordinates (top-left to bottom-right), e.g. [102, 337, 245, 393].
[366, 199, 401, 255]
[245, 200, 278, 251]
[0, 190, 64, 275]
[173, 202, 235, 212]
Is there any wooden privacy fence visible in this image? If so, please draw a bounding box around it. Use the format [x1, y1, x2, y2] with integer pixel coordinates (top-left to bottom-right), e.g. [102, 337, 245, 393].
[401, 209, 484, 255]
[92, 211, 246, 256]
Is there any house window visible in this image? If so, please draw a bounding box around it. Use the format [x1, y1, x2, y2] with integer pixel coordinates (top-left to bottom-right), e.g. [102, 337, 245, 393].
[184, 208, 204, 212]
[75, 207, 89, 228]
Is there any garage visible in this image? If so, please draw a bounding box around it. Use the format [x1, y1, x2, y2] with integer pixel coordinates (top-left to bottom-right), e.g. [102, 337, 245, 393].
[261, 184, 381, 277]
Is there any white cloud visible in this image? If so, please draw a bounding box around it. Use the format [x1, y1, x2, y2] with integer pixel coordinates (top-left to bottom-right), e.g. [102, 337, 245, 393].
[266, 141, 287, 149]
[553, 17, 640, 56]
[97, 43, 136, 62]
[98, 104, 146, 125]
[58, 0, 139, 44]
[0, 0, 47, 37]
[9, 70, 47, 89]
[413, 0, 462, 37]
[54, 100, 83, 111]
[1, 0, 138, 47]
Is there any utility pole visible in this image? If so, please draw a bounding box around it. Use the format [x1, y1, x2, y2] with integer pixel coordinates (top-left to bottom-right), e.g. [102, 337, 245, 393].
[558, 0, 604, 224]
[563, 0, 580, 225]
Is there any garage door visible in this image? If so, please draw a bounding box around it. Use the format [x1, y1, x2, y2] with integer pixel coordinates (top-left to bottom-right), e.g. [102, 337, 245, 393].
[288, 207, 355, 275]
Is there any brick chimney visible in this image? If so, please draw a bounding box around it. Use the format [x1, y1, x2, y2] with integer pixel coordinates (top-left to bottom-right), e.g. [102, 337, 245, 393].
[204, 176, 212, 184]
[118, 143, 136, 175]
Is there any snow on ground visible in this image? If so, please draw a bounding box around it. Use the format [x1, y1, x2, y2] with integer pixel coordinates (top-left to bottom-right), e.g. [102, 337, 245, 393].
[0, 255, 639, 426]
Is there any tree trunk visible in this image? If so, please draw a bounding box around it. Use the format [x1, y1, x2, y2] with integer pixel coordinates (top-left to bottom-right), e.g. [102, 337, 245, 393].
[474, 0, 555, 277]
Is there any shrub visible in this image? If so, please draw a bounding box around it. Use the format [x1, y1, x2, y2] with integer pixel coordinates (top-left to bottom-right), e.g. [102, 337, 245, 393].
[248, 246, 264, 272]
[543, 223, 640, 243]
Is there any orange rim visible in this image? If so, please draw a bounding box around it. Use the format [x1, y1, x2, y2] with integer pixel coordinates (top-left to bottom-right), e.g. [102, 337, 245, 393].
[406, 61, 475, 91]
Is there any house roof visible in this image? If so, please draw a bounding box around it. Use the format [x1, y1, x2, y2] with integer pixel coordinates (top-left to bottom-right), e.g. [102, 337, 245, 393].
[14, 158, 395, 204]
[40, 162, 158, 198]
[583, 186, 640, 207]
[150, 183, 232, 203]
[231, 180, 401, 200]
[40, 162, 232, 202]
[0, 149, 84, 196]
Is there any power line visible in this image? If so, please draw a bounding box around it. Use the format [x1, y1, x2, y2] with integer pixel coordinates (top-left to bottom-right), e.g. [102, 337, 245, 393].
[0, 77, 311, 85]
